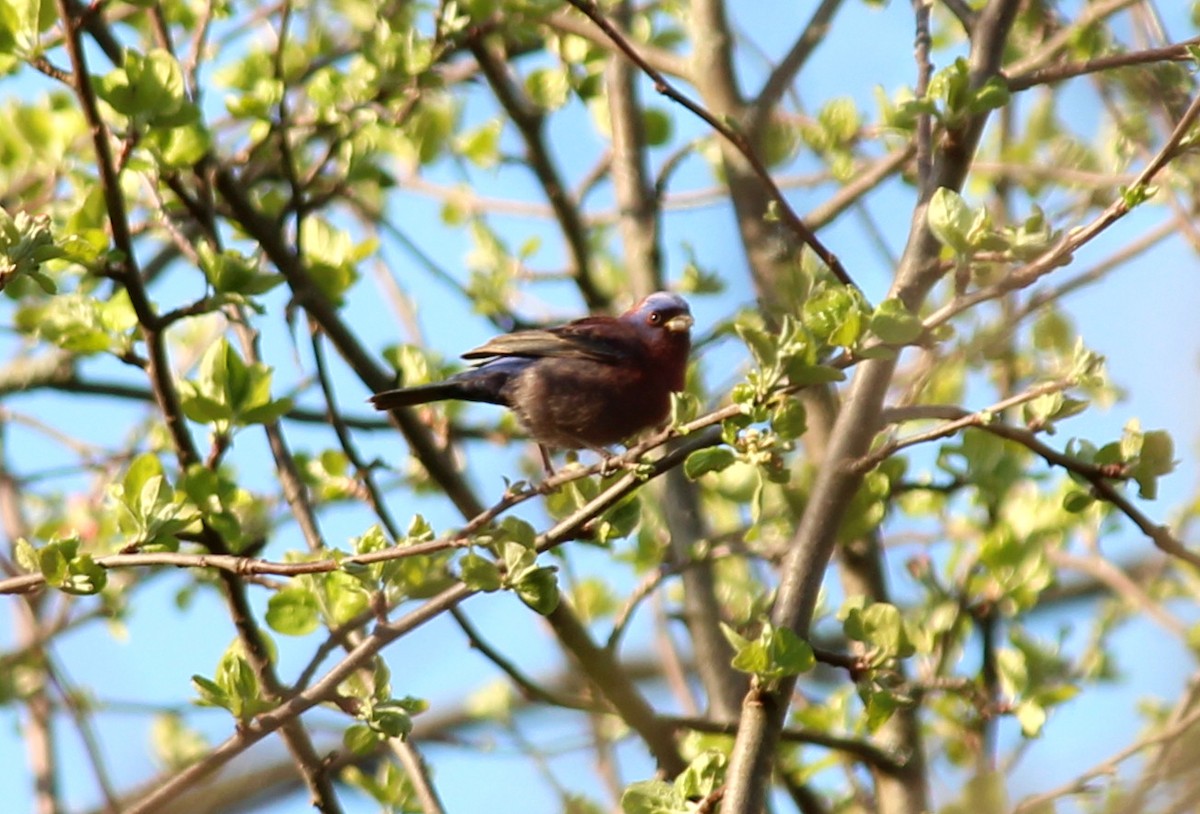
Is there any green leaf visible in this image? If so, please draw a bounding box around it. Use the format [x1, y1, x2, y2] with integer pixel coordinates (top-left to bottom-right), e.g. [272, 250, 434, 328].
[968, 76, 1011, 113]
[684, 446, 736, 479]
[146, 120, 212, 168]
[265, 587, 320, 636]
[802, 286, 864, 348]
[237, 396, 294, 426]
[499, 516, 537, 550]
[460, 552, 502, 592]
[214, 651, 270, 721]
[514, 566, 559, 615]
[96, 49, 196, 127]
[368, 700, 416, 739]
[179, 339, 291, 429]
[1015, 700, 1047, 737]
[928, 187, 973, 255]
[862, 684, 900, 731]
[620, 780, 688, 814]
[13, 537, 37, 572]
[768, 625, 815, 675]
[300, 218, 368, 304]
[859, 602, 915, 658]
[0, 0, 56, 56]
[58, 552, 106, 595]
[735, 322, 778, 369]
[642, 108, 672, 146]
[198, 245, 282, 296]
[870, 298, 924, 345]
[324, 571, 369, 625]
[1120, 183, 1156, 208]
[570, 578, 618, 623]
[342, 723, 381, 756]
[525, 66, 570, 110]
[123, 453, 165, 508]
[675, 750, 727, 799]
[1062, 490, 1094, 513]
[761, 117, 800, 167]
[191, 675, 229, 710]
[818, 96, 860, 144]
[150, 714, 209, 770]
[0, 209, 63, 292]
[15, 294, 119, 354]
[1142, 429, 1176, 468]
[593, 493, 642, 544]
[771, 399, 807, 441]
[35, 537, 107, 595]
[112, 453, 198, 551]
[456, 118, 503, 168]
[1121, 422, 1176, 500]
[352, 524, 391, 556]
[729, 622, 814, 683]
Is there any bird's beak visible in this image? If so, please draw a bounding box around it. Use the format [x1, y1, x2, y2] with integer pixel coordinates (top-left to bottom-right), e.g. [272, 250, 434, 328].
[665, 314, 694, 333]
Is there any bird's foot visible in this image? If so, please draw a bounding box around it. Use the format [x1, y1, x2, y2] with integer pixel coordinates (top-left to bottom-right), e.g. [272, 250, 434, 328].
[592, 447, 627, 478]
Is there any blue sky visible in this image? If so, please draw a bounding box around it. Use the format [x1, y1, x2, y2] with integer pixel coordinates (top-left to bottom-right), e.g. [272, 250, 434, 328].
[1, 2, 1199, 812]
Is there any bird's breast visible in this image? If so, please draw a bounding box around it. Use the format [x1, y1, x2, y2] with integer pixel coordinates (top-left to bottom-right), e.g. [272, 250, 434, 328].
[505, 357, 674, 449]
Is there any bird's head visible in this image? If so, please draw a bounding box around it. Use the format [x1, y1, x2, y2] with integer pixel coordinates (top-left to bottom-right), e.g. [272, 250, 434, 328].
[622, 291, 693, 390]
[624, 291, 694, 336]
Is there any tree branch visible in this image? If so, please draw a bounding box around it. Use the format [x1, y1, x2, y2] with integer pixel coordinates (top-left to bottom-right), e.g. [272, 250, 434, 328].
[748, 0, 845, 136]
[721, 1, 1023, 810]
[467, 33, 606, 310]
[562, 0, 857, 291]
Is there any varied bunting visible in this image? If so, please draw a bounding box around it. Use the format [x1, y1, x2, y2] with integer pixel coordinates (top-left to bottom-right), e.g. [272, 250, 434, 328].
[370, 292, 693, 466]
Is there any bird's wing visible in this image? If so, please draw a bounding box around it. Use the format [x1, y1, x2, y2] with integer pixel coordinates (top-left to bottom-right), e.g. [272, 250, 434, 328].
[461, 323, 630, 363]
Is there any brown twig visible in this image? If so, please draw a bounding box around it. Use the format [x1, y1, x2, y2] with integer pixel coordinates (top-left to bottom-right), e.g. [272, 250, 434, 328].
[560, 0, 857, 291]
[123, 421, 720, 810]
[661, 715, 908, 774]
[467, 34, 607, 311]
[721, 1, 1024, 809]
[879, 404, 1200, 571]
[748, 0, 845, 136]
[860, 378, 1077, 472]
[451, 607, 597, 711]
[1013, 702, 1200, 813]
[1007, 38, 1200, 92]
[923, 91, 1200, 333]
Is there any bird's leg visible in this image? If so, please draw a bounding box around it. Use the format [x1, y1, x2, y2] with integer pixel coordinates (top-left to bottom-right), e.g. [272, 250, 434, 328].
[537, 444, 557, 477]
[591, 446, 621, 477]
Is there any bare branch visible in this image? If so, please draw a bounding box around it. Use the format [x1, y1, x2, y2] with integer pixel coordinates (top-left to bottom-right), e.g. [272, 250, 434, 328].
[748, 0, 845, 134]
[561, 0, 859, 291]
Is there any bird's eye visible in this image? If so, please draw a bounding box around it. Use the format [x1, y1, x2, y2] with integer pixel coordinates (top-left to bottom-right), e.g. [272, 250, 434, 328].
[648, 312, 662, 325]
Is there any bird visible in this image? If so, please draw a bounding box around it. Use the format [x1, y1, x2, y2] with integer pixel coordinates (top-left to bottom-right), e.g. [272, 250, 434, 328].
[370, 291, 693, 471]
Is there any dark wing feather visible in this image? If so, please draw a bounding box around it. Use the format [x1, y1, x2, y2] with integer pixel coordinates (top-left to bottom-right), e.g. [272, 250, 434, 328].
[461, 321, 635, 363]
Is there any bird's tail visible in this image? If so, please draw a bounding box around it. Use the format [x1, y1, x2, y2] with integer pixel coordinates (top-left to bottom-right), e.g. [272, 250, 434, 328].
[369, 383, 470, 410]
[370, 366, 514, 411]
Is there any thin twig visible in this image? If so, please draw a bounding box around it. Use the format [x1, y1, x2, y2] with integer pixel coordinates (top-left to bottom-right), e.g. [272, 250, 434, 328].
[861, 377, 1076, 471]
[467, 34, 606, 310]
[875, 403, 1200, 570]
[452, 607, 597, 711]
[1013, 702, 1200, 813]
[1007, 38, 1200, 92]
[924, 92, 1200, 332]
[124, 421, 719, 810]
[661, 716, 908, 774]
[561, 0, 857, 291]
[748, 0, 845, 135]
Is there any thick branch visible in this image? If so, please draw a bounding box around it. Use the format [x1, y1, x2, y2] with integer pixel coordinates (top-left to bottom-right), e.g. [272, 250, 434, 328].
[721, 1, 1023, 810]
